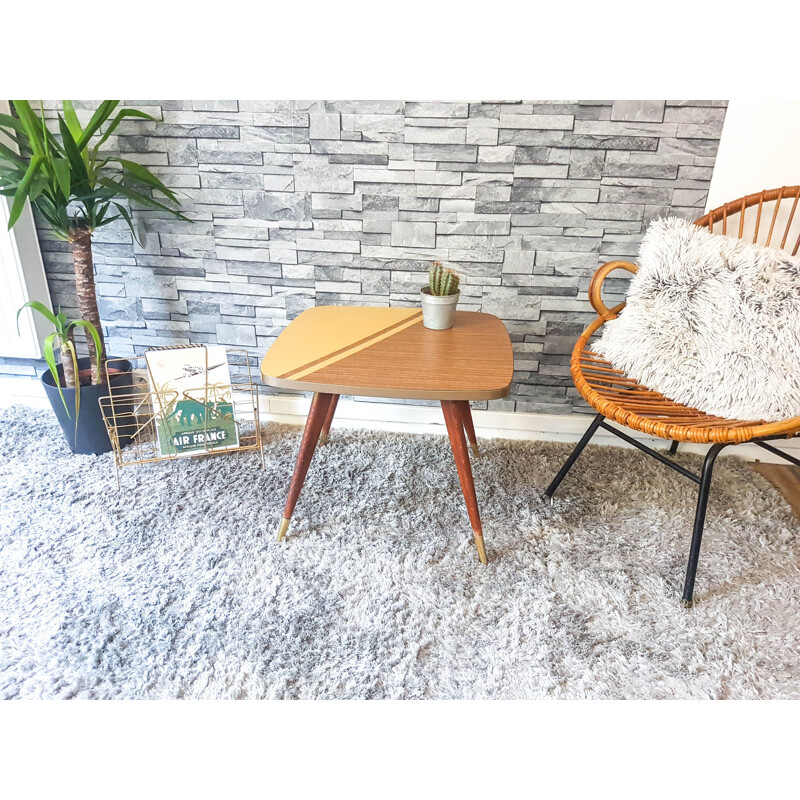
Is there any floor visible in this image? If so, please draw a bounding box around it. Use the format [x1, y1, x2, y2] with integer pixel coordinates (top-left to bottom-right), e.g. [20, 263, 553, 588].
[3, 406, 800, 699]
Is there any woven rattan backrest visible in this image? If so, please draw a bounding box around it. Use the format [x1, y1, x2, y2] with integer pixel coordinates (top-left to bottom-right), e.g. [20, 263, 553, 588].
[694, 186, 800, 254]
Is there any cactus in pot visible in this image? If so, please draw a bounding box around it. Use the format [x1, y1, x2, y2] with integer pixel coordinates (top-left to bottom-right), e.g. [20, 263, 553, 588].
[420, 261, 460, 330]
[428, 261, 460, 297]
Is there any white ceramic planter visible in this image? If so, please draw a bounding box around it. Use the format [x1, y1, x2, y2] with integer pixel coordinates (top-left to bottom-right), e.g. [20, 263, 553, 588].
[420, 288, 460, 330]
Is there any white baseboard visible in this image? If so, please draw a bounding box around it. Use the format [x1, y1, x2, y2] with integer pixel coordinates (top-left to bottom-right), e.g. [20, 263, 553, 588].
[0, 376, 50, 410]
[259, 393, 800, 465]
[2, 373, 798, 465]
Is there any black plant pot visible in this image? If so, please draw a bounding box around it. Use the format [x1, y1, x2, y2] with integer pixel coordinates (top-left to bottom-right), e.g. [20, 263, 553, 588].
[41, 356, 134, 455]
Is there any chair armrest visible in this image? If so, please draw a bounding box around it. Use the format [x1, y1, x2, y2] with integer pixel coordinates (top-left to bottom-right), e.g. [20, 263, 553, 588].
[589, 260, 639, 319]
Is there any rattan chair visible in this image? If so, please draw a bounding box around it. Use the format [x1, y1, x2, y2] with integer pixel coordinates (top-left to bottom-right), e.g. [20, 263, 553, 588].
[546, 186, 800, 607]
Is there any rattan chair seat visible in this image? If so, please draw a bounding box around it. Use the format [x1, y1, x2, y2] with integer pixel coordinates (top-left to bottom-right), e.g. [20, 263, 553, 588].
[572, 318, 800, 444]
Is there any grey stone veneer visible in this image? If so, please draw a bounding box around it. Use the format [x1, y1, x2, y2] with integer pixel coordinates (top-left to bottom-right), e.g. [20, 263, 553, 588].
[4, 100, 727, 414]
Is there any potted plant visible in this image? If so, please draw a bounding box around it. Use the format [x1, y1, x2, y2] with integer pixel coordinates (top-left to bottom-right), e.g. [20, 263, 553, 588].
[420, 261, 460, 330]
[15, 301, 127, 454]
[0, 100, 188, 454]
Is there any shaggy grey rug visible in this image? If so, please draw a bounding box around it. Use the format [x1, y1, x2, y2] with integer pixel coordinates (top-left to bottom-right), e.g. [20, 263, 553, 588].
[1, 405, 799, 699]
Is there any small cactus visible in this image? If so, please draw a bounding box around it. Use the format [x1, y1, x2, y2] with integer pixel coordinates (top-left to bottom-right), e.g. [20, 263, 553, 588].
[427, 261, 460, 296]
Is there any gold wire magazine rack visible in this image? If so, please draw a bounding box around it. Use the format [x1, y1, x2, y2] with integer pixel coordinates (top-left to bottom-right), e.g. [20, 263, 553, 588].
[99, 345, 264, 486]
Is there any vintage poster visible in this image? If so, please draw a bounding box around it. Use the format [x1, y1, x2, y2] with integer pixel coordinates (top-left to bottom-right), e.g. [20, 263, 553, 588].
[145, 345, 240, 457]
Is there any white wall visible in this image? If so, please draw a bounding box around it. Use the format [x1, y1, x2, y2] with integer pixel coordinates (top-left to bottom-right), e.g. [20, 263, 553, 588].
[706, 100, 800, 212]
[0, 100, 53, 359]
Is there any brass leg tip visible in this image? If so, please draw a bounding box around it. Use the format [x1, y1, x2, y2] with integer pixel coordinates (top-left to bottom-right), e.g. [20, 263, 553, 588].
[475, 537, 488, 565]
[319, 432, 328, 445]
[470, 443, 480, 458]
[277, 517, 290, 542]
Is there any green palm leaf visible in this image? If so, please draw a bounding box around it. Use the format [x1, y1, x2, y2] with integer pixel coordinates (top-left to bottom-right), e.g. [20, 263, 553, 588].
[75, 101, 119, 151]
[111, 158, 180, 204]
[42, 332, 70, 416]
[51, 158, 71, 200]
[17, 300, 58, 331]
[0, 112, 26, 136]
[11, 101, 45, 156]
[5, 100, 188, 248]
[61, 101, 89, 170]
[70, 319, 103, 364]
[98, 177, 189, 220]
[0, 139, 25, 169]
[57, 115, 89, 185]
[61, 101, 83, 143]
[8, 154, 43, 228]
[62, 338, 80, 429]
[111, 202, 137, 241]
[93, 108, 156, 152]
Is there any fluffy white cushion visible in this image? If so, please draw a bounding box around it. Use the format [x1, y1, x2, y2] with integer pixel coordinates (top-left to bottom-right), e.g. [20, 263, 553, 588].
[594, 216, 800, 422]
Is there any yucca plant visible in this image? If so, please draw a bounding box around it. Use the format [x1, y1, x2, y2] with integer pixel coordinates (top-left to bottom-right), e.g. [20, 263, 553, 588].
[16, 301, 102, 426]
[0, 100, 188, 387]
[427, 261, 460, 296]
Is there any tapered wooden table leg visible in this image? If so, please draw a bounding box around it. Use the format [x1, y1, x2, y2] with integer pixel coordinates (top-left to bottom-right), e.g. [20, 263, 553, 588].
[319, 394, 339, 445]
[278, 392, 335, 541]
[457, 400, 479, 458]
[441, 400, 487, 564]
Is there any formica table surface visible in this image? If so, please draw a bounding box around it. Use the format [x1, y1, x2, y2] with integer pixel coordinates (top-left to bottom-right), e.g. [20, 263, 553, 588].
[260, 305, 514, 401]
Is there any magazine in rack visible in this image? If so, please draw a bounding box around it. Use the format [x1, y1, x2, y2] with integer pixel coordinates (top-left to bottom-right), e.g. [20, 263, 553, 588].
[145, 345, 240, 457]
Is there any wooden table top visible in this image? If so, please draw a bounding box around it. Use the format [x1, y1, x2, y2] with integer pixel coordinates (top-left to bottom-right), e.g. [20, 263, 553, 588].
[261, 306, 514, 400]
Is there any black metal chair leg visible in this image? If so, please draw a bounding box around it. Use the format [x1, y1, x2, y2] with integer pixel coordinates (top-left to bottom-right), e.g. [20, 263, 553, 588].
[668, 440, 680, 456]
[545, 413, 605, 498]
[682, 443, 728, 608]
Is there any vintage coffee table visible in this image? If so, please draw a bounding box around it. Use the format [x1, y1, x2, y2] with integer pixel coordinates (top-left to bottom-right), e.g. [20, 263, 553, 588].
[260, 306, 513, 564]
